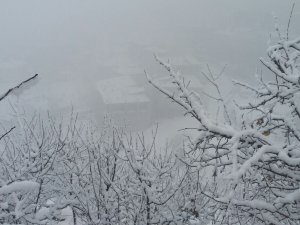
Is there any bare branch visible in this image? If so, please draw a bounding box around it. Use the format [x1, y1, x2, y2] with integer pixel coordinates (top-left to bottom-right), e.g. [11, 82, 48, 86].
[0, 74, 38, 102]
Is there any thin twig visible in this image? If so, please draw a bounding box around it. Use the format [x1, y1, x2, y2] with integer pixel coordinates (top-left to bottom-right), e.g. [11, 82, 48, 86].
[287, 2, 296, 40]
[0, 126, 15, 140]
[0, 74, 38, 102]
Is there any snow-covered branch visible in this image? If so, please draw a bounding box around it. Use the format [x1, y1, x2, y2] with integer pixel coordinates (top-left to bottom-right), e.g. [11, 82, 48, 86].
[147, 33, 300, 224]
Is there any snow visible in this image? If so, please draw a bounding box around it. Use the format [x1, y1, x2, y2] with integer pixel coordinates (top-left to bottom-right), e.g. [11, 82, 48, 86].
[35, 207, 50, 221]
[147, 56, 237, 138]
[144, 35, 300, 224]
[96, 76, 150, 104]
[0, 181, 39, 195]
[278, 188, 300, 204]
[0, 13, 299, 225]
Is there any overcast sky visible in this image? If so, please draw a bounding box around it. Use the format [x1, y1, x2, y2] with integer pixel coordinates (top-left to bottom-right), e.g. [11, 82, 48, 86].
[0, 0, 299, 124]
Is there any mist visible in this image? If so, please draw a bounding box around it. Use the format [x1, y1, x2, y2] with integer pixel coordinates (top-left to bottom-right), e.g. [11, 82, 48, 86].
[1, 2, 300, 224]
[0, 0, 299, 130]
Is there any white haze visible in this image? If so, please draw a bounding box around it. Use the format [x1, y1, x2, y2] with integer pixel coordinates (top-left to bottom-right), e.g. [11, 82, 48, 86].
[0, 0, 299, 130]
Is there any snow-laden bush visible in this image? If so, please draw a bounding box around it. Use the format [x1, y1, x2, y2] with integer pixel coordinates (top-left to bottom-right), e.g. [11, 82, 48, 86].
[56, 123, 188, 225]
[2, 18, 300, 225]
[0, 75, 70, 224]
[147, 32, 300, 224]
[0, 78, 188, 225]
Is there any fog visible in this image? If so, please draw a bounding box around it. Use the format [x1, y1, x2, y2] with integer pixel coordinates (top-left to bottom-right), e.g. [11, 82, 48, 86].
[0, 0, 299, 130]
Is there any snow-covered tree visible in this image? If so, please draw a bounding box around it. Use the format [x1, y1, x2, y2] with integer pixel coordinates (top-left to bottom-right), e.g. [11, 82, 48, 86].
[0, 75, 67, 224]
[55, 122, 188, 225]
[0, 114, 74, 224]
[147, 31, 300, 224]
[118, 130, 188, 225]
[55, 123, 125, 225]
